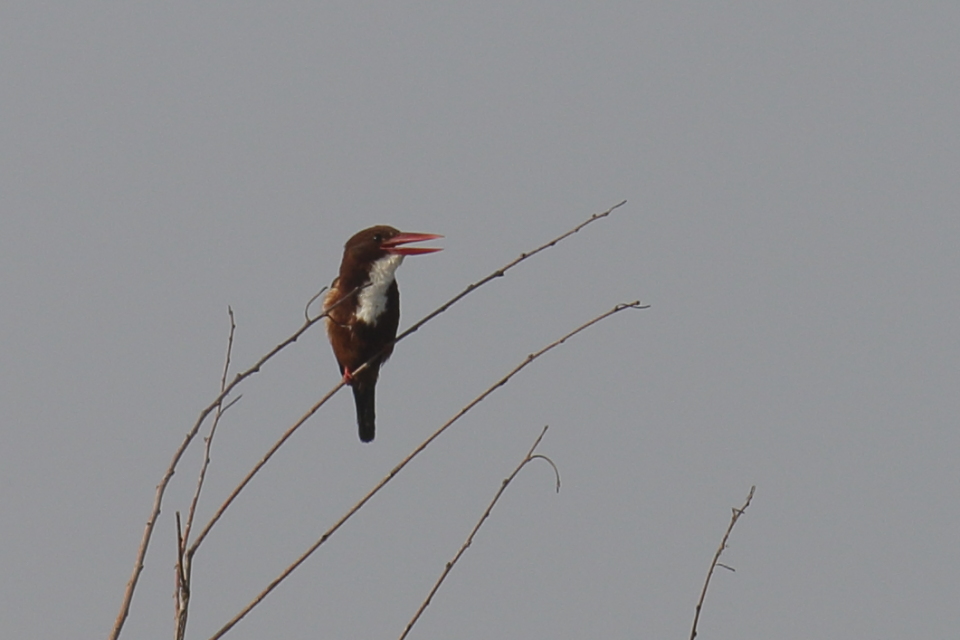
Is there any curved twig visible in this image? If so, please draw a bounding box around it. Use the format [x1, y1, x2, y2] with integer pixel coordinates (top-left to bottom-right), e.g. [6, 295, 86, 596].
[304, 286, 329, 321]
[528, 454, 561, 492]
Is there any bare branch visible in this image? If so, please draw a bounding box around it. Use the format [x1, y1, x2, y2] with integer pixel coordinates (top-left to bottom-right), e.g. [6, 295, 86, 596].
[207, 301, 645, 640]
[188, 203, 630, 560]
[350, 200, 629, 384]
[390, 201, 626, 346]
[690, 485, 756, 640]
[110, 290, 360, 640]
[173, 308, 238, 640]
[399, 425, 557, 640]
[110, 427, 192, 640]
[186, 380, 347, 556]
[183, 307, 236, 548]
[111, 202, 628, 640]
[174, 512, 189, 640]
[221, 307, 237, 388]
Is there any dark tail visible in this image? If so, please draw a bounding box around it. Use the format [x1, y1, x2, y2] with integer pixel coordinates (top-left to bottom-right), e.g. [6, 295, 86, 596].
[352, 382, 376, 443]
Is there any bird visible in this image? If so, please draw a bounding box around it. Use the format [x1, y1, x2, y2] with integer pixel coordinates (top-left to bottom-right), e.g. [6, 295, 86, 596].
[324, 226, 442, 442]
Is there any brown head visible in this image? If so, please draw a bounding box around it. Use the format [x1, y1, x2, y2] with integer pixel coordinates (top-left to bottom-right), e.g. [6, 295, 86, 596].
[337, 225, 443, 288]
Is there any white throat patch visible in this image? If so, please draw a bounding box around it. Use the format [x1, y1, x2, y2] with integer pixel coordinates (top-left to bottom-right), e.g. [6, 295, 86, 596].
[355, 254, 404, 325]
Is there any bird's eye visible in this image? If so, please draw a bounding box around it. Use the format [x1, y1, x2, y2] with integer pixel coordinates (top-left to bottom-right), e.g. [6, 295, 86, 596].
[373, 233, 383, 242]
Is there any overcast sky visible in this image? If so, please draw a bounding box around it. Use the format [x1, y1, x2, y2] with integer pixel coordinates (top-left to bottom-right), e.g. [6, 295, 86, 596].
[2, 3, 959, 639]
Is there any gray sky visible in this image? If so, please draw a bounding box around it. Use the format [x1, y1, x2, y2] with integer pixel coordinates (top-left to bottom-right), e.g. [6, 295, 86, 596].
[2, 3, 958, 639]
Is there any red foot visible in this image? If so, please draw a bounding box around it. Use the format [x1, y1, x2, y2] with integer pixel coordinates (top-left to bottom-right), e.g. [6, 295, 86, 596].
[342, 368, 354, 384]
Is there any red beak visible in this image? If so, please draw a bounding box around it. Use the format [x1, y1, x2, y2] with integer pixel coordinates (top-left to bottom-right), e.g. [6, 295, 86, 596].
[382, 232, 444, 256]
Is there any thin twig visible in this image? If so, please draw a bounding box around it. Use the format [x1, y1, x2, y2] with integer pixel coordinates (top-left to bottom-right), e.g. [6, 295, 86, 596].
[188, 202, 629, 560]
[174, 513, 189, 640]
[391, 201, 626, 345]
[183, 307, 236, 547]
[304, 286, 328, 321]
[399, 425, 559, 640]
[174, 308, 238, 640]
[690, 485, 756, 640]
[207, 301, 645, 640]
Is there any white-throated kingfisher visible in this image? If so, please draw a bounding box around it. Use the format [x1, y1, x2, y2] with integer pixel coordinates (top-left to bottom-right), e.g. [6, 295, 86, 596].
[324, 226, 442, 442]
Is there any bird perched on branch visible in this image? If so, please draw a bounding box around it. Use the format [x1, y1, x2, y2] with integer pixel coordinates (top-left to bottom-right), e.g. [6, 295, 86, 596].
[324, 226, 442, 442]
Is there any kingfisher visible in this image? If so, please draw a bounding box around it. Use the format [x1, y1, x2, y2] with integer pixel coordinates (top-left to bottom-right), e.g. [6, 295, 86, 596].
[324, 226, 442, 442]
